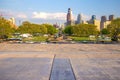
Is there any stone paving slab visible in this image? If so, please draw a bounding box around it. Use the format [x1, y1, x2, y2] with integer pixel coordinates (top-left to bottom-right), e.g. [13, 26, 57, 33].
[0, 53, 120, 80]
[0, 43, 120, 80]
[71, 58, 120, 80]
[0, 54, 54, 80]
[55, 53, 120, 59]
[0, 53, 54, 58]
[50, 58, 75, 80]
[0, 44, 120, 53]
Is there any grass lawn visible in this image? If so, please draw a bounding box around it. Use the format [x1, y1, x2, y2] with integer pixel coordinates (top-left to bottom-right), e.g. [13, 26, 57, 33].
[23, 36, 48, 42]
[70, 36, 90, 41]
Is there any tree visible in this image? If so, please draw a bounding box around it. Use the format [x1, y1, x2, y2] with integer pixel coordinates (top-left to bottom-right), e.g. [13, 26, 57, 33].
[40, 24, 47, 34]
[17, 21, 44, 35]
[72, 24, 98, 37]
[17, 22, 56, 36]
[64, 25, 73, 35]
[43, 24, 57, 35]
[107, 18, 120, 41]
[101, 28, 110, 35]
[0, 17, 15, 39]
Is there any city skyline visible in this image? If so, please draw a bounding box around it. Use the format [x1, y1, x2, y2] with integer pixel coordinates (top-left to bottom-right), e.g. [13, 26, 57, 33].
[0, 0, 120, 25]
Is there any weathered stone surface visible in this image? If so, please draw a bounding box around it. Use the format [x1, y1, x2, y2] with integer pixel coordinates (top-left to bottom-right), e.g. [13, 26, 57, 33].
[0, 57, 53, 80]
[50, 58, 75, 80]
[0, 43, 120, 80]
[71, 58, 120, 80]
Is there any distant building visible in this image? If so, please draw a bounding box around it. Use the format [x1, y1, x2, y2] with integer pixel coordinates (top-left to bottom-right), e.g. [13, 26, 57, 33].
[8, 17, 17, 29]
[101, 16, 107, 22]
[100, 15, 112, 30]
[94, 20, 100, 31]
[66, 8, 74, 25]
[92, 15, 96, 21]
[109, 15, 114, 21]
[103, 21, 111, 28]
[53, 23, 59, 28]
[100, 16, 107, 30]
[88, 15, 100, 31]
[8, 17, 15, 24]
[88, 15, 96, 24]
[76, 14, 83, 24]
[82, 21, 88, 24]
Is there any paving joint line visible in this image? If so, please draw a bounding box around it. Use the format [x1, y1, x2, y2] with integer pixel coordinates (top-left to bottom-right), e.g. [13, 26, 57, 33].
[49, 54, 56, 80]
[68, 58, 77, 80]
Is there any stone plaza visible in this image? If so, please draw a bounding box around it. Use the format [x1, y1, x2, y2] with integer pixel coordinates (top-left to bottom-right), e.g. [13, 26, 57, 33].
[0, 43, 120, 80]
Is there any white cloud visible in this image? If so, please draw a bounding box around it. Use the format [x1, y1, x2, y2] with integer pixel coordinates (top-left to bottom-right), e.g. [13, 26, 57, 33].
[0, 9, 13, 16]
[81, 13, 90, 21]
[16, 13, 27, 18]
[0, 9, 27, 18]
[32, 12, 66, 20]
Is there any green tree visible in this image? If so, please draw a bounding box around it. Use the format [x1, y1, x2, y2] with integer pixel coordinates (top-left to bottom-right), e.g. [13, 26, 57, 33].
[17, 21, 42, 35]
[72, 24, 98, 37]
[64, 25, 73, 35]
[17, 22, 56, 35]
[43, 24, 57, 35]
[101, 28, 110, 35]
[107, 18, 120, 41]
[40, 24, 47, 34]
[0, 17, 15, 39]
[17, 21, 31, 34]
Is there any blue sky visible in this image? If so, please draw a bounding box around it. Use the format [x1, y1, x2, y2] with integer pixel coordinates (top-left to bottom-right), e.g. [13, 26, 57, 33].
[0, 0, 120, 25]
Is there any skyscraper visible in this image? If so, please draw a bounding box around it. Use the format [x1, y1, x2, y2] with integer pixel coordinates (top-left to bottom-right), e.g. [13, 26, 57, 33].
[100, 16, 107, 30]
[88, 15, 96, 24]
[67, 8, 73, 25]
[92, 15, 96, 20]
[88, 15, 100, 31]
[101, 16, 107, 22]
[100, 16, 112, 30]
[109, 15, 114, 21]
[77, 14, 83, 24]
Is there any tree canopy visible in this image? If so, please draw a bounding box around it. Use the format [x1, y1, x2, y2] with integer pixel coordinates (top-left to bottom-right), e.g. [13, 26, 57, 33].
[0, 17, 15, 39]
[64, 24, 99, 37]
[42, 24, 57, 35]
[107, 18, 120, 41]
[101, 28, 110, 35]
[64, 25, 73, 35]
[17, 21, 57, 35]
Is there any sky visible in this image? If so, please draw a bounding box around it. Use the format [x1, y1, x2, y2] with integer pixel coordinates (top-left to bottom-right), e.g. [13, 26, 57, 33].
[0, 0, 120, 25]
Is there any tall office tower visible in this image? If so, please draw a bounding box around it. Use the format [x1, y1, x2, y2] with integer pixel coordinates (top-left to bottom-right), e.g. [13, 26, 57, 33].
[67, 8, 73, 25]
[101, 16, 107, 22]
[100, 16, 107, 30]
[109, 15, 114, 21]
[88, 15, 96, 24]
[92, 15, 96, 20]
[88, 15, 100, 31]
[77, 14, 83, 24]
